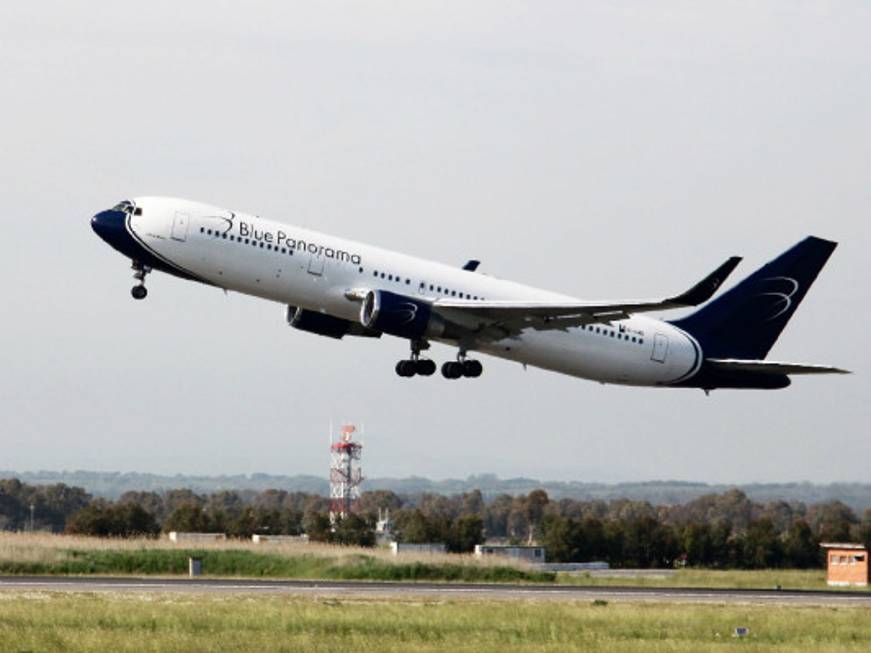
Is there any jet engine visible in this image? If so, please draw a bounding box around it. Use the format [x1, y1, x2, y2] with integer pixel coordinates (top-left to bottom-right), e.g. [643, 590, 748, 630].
[359, 290, 445, 339]
[287, 306, 380, 339]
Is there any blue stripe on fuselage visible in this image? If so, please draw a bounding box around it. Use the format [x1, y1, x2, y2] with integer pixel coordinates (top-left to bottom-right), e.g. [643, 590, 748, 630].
[90, 209, 207, 284]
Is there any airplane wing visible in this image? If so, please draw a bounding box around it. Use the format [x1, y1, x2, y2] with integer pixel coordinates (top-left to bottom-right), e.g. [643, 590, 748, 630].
[431, 256, 742, 336]
[706, 359, 851, 375]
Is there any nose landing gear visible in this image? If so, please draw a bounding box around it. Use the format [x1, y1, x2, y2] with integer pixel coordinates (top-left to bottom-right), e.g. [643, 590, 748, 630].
[131, 262, 151, 300]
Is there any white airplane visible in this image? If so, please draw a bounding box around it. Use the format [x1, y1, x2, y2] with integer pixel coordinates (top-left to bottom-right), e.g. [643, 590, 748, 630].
[91, 197, 848, 391]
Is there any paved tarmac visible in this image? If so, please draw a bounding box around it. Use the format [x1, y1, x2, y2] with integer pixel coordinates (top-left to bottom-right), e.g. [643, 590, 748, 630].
[2, 576, 871, 606]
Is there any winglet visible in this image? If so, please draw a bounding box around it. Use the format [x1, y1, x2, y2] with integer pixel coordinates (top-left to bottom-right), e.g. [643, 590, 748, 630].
[462, 259, 481, 271]
[673, 256, 742, 306]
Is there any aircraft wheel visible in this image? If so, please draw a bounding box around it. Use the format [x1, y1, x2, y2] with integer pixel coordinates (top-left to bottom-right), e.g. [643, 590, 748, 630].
[131, 286, 148, 300]
[441, 361, 463, 379]
[396, 360, 416, 377]
[415, 359, 436, 376]
[462, 359, 483, 378]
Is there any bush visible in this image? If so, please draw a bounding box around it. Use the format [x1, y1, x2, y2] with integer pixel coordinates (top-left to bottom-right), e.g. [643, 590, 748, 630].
[65, 502, 158, 537]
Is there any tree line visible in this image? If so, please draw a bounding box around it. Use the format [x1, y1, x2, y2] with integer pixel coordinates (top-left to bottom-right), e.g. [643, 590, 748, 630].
[3, 477, 871, 566]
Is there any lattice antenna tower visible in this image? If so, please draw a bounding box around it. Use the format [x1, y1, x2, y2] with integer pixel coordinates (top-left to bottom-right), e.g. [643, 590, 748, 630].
[329, 424, 364, 525]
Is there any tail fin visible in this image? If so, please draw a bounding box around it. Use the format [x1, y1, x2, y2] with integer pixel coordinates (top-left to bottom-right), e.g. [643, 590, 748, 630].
[670, 236, 837, 360]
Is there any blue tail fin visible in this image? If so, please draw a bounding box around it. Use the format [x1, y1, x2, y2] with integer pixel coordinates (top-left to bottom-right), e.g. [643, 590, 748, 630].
[670, 236, 837, 360]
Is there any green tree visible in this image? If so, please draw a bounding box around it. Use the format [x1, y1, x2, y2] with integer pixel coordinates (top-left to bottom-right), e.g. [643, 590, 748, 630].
[682, 522, 714, 567]
[782, 520, 820, 568]
[740, 519, 783, 569]
[302, 510, 332, 542]
[856, 510, 871, 551]
[448, 515, 484, 553]
[808, 501, 856, 542]
[540, 515, 576, 563]
[332, 513, 375, 547]
[622, 516, 678, 568]
[524, 490, 550, 541]
[65, 502, 158, 536]
[397, 509, 438, 543]
[162, 502, 212, 533]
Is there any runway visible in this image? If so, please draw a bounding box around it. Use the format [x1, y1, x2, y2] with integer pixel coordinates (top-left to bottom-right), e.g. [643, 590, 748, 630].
[2, 576, 870, 606]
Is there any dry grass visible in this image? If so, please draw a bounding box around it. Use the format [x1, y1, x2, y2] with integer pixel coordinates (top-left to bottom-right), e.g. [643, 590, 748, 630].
[0, 532, 544, 582]
[0, 531, 531, 569]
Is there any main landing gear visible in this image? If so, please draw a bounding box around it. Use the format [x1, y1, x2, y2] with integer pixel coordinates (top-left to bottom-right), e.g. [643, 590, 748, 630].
[395, 341, 484, 380]
[131, 261, 151, 300]
[395, 340, 437, 378]
[441, 355, 483, 379]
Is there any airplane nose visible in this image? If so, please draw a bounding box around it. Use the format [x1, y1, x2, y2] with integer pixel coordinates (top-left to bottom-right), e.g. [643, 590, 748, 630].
[90, 209, 126, 243]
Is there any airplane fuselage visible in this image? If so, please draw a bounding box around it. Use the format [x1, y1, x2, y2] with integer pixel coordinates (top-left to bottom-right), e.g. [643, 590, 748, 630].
[92, 197, 701, 387]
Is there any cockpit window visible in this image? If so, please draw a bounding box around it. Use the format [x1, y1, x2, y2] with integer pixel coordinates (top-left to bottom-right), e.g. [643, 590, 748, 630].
[112, 200, 134, 214]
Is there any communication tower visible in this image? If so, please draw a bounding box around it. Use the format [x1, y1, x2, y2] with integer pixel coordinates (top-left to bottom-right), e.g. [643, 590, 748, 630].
[329, 424, 364, 524]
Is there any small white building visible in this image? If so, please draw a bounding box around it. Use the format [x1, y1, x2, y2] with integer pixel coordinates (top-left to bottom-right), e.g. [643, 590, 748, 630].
[251, 534, 310, 544]
[390, 542, 447, 555]
[168, 532, 227, 543]
[474, 544, 546, 563]
[375, 508, 395, 545]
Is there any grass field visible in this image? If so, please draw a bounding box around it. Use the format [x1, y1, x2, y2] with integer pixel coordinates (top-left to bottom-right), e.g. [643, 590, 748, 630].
[560, 568, 834, 591]
[0, 533, 552, 583]
[0, 592, 870, 652]
[0, 533, 861, 592]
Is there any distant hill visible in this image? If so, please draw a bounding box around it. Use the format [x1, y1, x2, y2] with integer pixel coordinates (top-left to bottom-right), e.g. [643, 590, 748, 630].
[3, 470, 871, 512]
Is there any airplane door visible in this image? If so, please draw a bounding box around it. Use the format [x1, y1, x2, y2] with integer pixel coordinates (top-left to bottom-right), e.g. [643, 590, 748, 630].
[171, 212, 190, 241]
[307, 252, 325, 276]
[651, 333, 669, 363]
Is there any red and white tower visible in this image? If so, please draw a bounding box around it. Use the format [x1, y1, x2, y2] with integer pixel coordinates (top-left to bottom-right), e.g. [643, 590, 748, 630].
[329, 424, 363, 524]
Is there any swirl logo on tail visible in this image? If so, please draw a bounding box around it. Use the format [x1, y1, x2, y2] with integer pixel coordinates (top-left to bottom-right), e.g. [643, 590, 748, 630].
[756, 276, 800, 321]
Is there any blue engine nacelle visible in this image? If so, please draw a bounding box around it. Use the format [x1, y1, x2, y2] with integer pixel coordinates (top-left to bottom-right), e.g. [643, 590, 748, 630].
[359, 290, 445, 339]
[287, 306, 381, 339]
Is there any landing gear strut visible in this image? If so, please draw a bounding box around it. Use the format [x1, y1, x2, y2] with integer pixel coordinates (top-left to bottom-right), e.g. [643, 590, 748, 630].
[131, 261, 151, 300]
[441, 351, 483, 379]
[395, 340, 437, 378]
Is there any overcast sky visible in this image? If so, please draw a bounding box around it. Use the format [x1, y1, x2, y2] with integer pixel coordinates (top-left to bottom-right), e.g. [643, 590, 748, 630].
[1, 2, 868, 485]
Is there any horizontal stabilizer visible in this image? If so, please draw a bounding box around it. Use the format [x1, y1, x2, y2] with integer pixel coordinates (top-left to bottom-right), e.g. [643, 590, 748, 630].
[706, 358, 851, 375]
